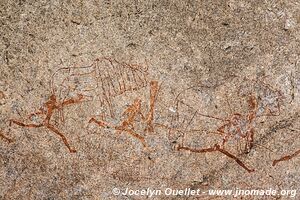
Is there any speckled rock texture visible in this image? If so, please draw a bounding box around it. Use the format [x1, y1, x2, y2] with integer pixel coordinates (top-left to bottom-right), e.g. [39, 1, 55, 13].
[0, 0, 299, 199]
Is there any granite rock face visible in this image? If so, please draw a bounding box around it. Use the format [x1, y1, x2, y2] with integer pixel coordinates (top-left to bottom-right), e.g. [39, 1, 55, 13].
[0, 0, 299, 199]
